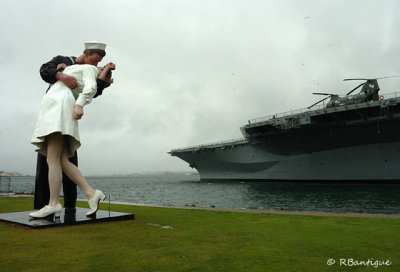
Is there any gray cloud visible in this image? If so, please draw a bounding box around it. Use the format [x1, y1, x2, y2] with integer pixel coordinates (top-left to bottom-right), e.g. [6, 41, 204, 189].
[1, 0, 400, 175]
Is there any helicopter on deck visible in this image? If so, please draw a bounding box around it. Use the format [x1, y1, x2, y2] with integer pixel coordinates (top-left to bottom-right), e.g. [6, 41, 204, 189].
[308, 77, 387, 109]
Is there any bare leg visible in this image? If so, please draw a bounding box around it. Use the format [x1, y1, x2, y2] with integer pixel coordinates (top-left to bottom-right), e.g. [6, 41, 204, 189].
[46, 133, 64, 207]
[60, 142, 95, 200]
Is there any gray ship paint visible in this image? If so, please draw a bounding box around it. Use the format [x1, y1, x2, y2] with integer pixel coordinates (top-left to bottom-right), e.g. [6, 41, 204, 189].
[171, 81, 400, 182]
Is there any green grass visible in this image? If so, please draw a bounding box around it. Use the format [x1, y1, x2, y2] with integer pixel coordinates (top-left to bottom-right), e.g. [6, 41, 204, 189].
[0, 197, 399, 272]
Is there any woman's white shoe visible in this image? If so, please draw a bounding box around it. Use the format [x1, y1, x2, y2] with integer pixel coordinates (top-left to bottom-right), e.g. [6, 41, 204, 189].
[29, 203, 62, 218]
[86, 190, 106, 216]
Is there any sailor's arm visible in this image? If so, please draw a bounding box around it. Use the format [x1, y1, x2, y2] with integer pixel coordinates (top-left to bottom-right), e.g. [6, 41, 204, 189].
[39, 56, 78, 89]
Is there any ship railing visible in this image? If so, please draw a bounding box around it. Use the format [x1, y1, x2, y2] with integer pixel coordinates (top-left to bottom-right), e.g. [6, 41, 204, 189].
[247, 104, 325, 125]
[170, 138, 248, 153]
[379, 91, 400, 100]
[247, 90, 400, 125]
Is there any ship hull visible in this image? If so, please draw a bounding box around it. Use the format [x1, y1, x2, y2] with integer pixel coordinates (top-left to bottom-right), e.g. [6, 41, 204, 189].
[174, 141, 400, 181]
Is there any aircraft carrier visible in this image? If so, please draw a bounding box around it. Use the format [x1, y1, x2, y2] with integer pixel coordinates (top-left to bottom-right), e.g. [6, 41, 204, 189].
[170, 78, 400, 181]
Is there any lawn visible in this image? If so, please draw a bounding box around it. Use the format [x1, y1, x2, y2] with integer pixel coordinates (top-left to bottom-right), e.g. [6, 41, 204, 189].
[0, 197, 398, 272]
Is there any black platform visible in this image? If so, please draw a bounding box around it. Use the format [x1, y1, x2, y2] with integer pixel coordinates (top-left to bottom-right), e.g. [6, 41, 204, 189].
[0, 208, 135, 229]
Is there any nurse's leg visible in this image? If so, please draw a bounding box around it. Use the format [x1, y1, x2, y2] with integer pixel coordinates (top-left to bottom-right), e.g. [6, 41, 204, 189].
[46, 132, 64, 207]
[60, 141, 95, 200]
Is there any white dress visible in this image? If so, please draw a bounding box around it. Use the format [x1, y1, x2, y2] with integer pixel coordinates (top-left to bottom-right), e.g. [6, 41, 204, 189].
[31, 64, 99, 157]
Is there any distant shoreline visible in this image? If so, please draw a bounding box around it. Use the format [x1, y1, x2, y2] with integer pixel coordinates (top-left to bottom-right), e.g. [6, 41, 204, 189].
[0, 171, 199, 178]
[0, 171, 26, 177]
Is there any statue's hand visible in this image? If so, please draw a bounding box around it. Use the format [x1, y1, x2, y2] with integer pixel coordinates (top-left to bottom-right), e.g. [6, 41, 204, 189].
[58, 73, 78, 90]
[73, 105, 84, 120]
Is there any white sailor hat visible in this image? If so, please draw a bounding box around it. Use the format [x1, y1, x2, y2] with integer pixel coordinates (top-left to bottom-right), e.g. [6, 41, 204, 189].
[84, 41, 106, 51]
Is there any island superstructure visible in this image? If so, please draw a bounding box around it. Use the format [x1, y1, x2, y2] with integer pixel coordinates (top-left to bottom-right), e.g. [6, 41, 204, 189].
[170, 78, 400, 181]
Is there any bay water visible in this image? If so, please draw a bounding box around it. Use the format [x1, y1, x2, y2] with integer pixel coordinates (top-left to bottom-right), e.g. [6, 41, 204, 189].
[2, 174, 400, 214]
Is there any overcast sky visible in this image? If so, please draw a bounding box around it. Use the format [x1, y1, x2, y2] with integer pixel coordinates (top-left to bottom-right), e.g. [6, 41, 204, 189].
[1, 0, 400, 175]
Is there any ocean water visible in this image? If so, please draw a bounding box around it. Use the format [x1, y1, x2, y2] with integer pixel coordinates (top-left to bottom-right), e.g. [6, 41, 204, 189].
[2, 174, 400, 214]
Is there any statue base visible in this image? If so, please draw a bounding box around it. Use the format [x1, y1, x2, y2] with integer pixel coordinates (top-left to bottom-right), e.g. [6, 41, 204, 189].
[0, 207, 135, 229]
